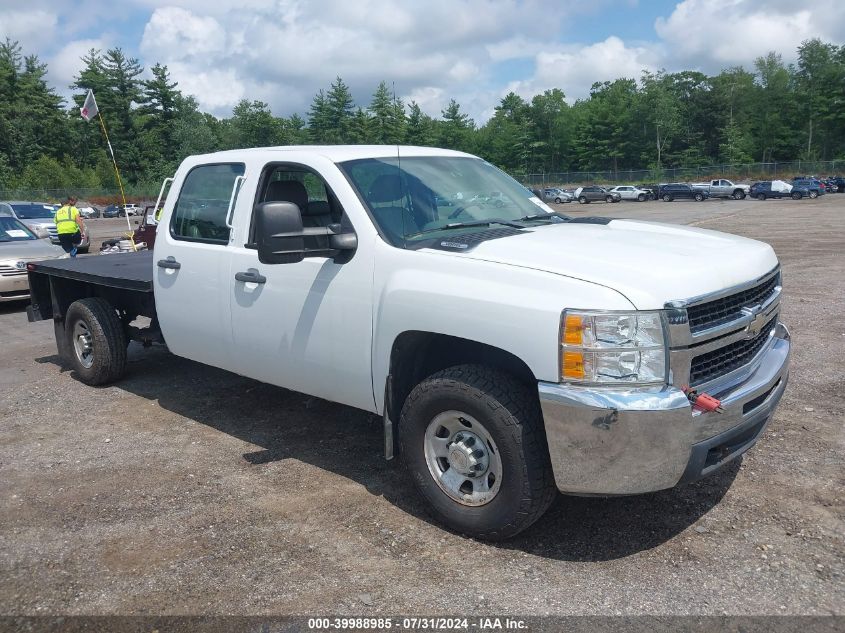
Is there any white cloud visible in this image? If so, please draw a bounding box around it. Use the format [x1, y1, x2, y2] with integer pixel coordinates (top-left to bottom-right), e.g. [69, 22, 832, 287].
[48, 38, 109, 90]
[506, 37, 661, 103]
[0, 9, 57, 43]
[655, 0, 845, 69]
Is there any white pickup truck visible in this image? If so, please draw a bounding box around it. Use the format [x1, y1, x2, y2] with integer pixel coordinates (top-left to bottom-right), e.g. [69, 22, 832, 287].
[26, 146, 790, 540]
[691, 179, 751, 200]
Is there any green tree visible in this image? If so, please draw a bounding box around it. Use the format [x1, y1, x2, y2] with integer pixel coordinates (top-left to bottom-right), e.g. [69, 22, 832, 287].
[405, 101, 435, 146]
[325, 76, 355, 143]
[436, 99, 474, 152]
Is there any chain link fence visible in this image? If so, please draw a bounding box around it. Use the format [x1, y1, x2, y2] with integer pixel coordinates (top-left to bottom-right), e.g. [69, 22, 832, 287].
[515, 160, 843, 187]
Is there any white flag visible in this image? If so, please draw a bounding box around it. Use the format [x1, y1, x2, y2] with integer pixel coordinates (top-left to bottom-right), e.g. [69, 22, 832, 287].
[80, 89, 99, 122]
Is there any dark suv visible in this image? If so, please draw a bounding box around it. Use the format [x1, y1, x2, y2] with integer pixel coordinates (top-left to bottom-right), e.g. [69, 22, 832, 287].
[576, 186, 621, 204]
[791, 178, 825, 198]
[749, 181, 809, 200]
[658, 183, 709, 202]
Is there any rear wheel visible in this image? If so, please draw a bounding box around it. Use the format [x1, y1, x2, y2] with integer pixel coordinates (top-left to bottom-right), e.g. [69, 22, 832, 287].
[662, 194, 672, 202]
[554, 197, 561, 203]
[757, 193, 766, 201]
[399, 365, 556, 540]
[791, 191, 803, 200]
[809, 190, 818, 199]
[694, 192, 705, 201]
[64, 297, 127, 385]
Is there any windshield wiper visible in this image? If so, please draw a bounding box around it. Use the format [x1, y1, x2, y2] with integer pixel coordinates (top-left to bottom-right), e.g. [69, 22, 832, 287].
[517, 212, 569, 222]
[406, 219, 526, 238]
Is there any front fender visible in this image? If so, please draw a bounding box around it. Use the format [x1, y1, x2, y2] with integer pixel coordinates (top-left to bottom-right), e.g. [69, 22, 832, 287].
[370, 241, 635, 412]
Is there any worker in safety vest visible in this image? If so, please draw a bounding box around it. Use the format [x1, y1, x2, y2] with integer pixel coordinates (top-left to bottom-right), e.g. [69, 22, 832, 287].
[54, 196, 85, 257]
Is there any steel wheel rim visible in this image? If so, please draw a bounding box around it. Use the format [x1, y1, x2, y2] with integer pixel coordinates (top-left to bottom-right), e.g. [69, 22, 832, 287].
[72, 321, 94, 368]
[423, 410, 503, 507]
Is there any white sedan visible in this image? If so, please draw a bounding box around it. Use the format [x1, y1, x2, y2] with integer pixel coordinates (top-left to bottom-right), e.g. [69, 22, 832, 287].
[609, 185, 650, 202]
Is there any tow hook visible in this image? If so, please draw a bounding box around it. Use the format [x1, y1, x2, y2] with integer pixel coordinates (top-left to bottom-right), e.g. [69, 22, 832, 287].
[683, 387, 724, 414]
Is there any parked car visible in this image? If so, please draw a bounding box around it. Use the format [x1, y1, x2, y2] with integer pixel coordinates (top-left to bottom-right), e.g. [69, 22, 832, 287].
[658, 184, 709, 202]
[27, 144, 791, 540]
[102, 204, 125, 218]
[0, 211, 65, 302]
[78, 205, 100, 218]
[543, 188, 572, 203]
[822, 176, 844, 192]
[690, 179, 750, 200]
[749, 181, 809, 200]
[791, 178, 825, 198]
[608, 185, 650, 202]
[0, 200, 90, 253]
[123, 203, 141, 216]
[576, 186, 621, 203]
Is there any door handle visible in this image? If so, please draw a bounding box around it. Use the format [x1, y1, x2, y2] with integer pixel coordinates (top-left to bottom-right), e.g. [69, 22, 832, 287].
[235, 270, 266, 284]
[157, 256, 181, 270]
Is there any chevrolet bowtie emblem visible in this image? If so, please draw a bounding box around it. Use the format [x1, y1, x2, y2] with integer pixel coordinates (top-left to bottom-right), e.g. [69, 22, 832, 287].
[742, 305, 765, 338]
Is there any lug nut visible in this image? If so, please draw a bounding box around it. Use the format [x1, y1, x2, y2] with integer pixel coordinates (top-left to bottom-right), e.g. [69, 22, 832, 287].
[464, 436, 476, 447]
[472, 449, 484, 459]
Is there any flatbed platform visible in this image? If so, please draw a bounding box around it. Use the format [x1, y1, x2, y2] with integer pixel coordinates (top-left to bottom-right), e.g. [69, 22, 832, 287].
[28, 251, 154, 293]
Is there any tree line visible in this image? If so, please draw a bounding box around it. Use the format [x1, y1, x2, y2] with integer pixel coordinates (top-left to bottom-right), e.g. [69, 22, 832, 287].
[1, 37, 843, 194]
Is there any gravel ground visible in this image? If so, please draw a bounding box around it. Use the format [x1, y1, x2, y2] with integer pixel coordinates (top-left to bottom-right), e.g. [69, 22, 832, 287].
[0, 195, 842, 616]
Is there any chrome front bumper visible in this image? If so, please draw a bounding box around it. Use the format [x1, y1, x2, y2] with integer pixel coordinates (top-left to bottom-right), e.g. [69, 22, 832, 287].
[538, 323, 791, 495]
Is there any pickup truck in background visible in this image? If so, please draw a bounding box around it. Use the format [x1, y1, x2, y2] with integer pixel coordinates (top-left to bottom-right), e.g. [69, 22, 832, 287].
[26, 145, 791, 540]
[691, 179, 751, 200]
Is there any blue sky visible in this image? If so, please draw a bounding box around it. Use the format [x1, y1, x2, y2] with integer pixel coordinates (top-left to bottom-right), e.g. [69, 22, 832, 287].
[1, 0, 843, 123]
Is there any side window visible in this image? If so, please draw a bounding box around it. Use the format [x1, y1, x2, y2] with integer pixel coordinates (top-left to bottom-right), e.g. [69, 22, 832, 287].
[171, 163, 245, 244]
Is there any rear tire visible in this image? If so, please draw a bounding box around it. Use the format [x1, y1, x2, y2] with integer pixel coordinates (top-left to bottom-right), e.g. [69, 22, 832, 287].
[757, 193, 766, 201]
[662, 194, 672, 202]
[554, 197, 562, 203]
[809, 190, 818, 199]
[694, 192, 705, 201]
[399, 365, 556, 541]
[64, 297, 127, 385]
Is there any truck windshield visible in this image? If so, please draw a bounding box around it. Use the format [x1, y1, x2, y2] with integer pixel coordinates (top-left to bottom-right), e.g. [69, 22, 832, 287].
[340, 156, 556, 246]
[0, 216, 37, 241]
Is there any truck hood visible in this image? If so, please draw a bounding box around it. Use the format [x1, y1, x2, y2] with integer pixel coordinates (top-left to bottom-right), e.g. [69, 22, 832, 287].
[434, 219, 778, 309]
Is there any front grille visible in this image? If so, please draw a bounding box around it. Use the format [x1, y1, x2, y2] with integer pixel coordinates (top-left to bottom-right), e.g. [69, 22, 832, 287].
[687, 273, 779, 332]
[690, 316, 777, 385]
[0, 264, 26, 277]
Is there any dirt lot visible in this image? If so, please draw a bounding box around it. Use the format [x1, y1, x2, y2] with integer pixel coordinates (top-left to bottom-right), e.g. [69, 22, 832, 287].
[0, 195, 842, 616]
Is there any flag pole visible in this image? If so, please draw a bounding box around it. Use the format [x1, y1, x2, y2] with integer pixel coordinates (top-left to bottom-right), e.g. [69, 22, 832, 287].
[96, 112, 134, 246]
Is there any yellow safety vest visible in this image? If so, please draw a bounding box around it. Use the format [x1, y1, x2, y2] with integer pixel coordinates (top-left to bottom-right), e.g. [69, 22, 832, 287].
[55, 205, 80, 234]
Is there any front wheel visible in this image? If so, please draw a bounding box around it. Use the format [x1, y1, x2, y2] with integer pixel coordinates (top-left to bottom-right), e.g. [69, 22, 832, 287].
[757, 193, 766, 201]
[64, 297, 127, 385]
[694, 192, 705, 201]
[605, 195, 614, 203]
[399, 365, 556, 540]
[578, 196, 588, 204]
[554, 197, 562, 203]
[662, 194, 672, 202]
[733, 190, 746, 200]
[791, 191, 803, 200]
[637, 193, 646, 202]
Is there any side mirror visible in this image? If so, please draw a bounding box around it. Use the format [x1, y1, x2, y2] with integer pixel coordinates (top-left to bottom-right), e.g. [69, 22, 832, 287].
[254, 201, 305, 264]
[531, 188, 544, 199]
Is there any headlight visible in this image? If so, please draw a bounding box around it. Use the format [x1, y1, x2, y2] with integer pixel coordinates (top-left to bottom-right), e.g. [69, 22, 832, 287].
[560, 310, 667, 385]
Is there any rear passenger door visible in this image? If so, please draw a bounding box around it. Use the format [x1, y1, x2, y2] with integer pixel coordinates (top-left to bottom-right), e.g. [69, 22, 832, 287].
[154, 162, 245, 371]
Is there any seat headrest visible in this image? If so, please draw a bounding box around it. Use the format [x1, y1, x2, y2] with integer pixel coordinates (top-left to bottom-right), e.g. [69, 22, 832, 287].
[264, 180, 308, 211]
[304, 200, 330, 217]
[368, 174, 404, 203]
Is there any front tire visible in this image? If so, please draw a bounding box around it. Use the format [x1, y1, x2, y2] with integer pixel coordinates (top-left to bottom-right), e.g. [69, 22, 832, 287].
[637, 193, 646, 202]
[733, 190, 746, 200]
[64, 297, 127, 385]
[605, 195, 614, 203]
[662, 194, 672, 202]
[578, 196, 588, 204]
[399, 365, 556, 540]
[791, 191, 803, 200]
[694, 192, 705, 201]
[554, 197, 562, 204]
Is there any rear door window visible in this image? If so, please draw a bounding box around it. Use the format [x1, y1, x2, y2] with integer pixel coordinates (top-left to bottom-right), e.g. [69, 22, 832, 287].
[170, 163, 245, 244]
